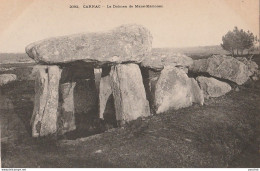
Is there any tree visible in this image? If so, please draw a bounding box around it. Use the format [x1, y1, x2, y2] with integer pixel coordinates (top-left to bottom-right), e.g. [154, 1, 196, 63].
[221, 26, 257, 56]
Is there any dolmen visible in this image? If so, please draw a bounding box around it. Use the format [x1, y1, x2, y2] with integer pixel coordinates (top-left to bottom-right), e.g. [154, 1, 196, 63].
[26, 24, 152, 137]
[26, 24, 206, 138]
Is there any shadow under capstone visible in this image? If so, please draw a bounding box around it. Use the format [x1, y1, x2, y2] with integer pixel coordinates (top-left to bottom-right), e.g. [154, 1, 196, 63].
[58, 62, 117, 140]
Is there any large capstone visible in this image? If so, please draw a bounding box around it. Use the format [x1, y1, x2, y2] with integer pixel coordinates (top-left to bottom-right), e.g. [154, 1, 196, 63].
[155, 66, 204, 114]
[31, 65, 61, 137]
[190, 55, 250, 85]
[25, 24, 152, 65]
[196, 76, 232, 99]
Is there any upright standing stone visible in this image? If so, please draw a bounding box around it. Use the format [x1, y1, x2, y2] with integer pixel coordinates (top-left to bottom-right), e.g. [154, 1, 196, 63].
[99, 67, 113, 119]
[31, 65, 62, 137]
[110, 64, 150, 123]
[154, 66, 204, 114]
[94, 68, 102, 92]
[140, 67, 161, 114]
[58, 82, 76, 135]
[190, 78, 204, 105]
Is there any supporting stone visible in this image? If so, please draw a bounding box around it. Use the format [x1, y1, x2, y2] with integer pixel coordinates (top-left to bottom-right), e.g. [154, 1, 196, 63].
[94, 68, 102, 92]
[31, 65, 62, 137]
[110, 64, 150, 122]
[58, 82, 76, 135]
[140, 67, 161, 114]
[190, 78, 204, 105]
[99, 66, 113, 119]
[154, 66, 204, 114]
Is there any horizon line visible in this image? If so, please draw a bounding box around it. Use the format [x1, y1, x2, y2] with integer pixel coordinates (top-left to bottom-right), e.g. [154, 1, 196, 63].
[0, 44, 223, 54]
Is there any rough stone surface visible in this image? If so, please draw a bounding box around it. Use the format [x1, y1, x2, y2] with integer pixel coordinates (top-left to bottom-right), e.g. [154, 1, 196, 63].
[140, 57, 164, 71]
[99, 67, 113, 119]
[0, 74, 17, 86]
[141, 53, 193, 71]
[110, 64, 150, 122]
[31, 65, 61, 137]
[190, 78, 204, 105]
[155, 66, 204, 114]
[162, 54, 194, 68]
[252, 75, 259, 81]
[190, 55, 250, 85]
[140, 67, 161, 114]
[94, 68, 102, 92]
[177, 66, 189, 73]
[196, 76, 232, 99]
[58, 82, 76, 135]
[26, 24, 152, 65]
[236, 57, 258, 77]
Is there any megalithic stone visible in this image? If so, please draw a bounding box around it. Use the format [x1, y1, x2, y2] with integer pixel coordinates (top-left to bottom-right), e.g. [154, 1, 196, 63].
[31, 65, 61, 137]
[25, 24, 152, 65]
[140, 67, 161, 115]
[154, 66, 204, 114]
[99, 67, 113, 119]
[58, 82, 76, 135]
[110, 64, 150, 123]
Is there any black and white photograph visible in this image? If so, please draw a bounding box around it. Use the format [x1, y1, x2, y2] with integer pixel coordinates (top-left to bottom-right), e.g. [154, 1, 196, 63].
[0, 0, 259, 168]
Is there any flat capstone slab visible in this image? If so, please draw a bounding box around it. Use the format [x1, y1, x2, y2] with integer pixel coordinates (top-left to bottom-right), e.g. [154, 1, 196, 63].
[25, 24, 152, 66]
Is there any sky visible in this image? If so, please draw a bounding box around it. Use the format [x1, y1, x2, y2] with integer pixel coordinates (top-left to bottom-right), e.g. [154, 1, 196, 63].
[0, 0, 259, 53]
